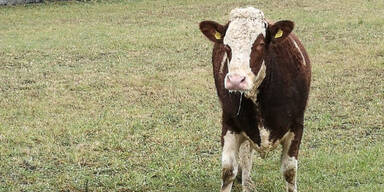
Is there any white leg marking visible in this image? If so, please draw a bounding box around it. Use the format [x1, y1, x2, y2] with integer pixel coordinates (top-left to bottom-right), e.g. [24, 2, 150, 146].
[282, 156, 298, 192]
[290, 36, 306, 66]
[221, 131, 244, 192]
[238, 140, 254, 192]
[281, 132, 298, 192]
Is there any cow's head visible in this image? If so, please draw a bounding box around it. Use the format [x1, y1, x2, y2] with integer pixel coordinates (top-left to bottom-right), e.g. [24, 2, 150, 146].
[200, 7, 294, 96]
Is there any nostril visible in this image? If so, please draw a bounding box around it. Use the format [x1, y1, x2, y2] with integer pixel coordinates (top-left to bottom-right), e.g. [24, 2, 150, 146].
[225, 74, 248, 90]
[228, 74, 246, 83]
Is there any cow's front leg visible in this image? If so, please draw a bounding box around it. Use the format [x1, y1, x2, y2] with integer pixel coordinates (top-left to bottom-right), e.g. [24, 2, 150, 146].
[281, 128, 303, 192]
[221, 130, 244, 192]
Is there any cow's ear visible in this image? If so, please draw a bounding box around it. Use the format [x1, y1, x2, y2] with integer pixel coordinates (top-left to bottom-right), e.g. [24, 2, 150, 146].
[199, 21, 227, 43]
[267, 20, 294, 43]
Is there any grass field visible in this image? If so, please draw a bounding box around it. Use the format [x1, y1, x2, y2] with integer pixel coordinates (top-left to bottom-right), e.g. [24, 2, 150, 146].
[0, 0, 383, 191]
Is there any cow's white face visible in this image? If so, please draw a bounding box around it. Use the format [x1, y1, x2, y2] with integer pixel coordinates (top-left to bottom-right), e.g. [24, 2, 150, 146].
[223, 7, 267, 93]
[200, 7, 295, 99]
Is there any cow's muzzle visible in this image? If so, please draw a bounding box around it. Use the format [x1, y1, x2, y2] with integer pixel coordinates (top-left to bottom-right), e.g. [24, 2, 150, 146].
[225, 73, 248, 91]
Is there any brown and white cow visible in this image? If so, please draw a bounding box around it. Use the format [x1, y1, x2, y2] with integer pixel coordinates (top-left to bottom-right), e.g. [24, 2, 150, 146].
[199, 7, 311, 192]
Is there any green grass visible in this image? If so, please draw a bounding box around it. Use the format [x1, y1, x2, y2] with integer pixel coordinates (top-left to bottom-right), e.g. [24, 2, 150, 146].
[0, 0, 383, 191]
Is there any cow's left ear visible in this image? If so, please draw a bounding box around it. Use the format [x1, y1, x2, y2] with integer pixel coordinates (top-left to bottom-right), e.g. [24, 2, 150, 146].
[267, 20, 294, 43]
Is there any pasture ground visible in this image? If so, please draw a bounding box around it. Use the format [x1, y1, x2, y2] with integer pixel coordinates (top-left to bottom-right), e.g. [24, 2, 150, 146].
[0, 0, 383, 191]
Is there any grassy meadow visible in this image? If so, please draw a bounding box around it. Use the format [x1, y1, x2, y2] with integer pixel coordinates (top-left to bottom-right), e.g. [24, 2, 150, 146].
[0, 0, 383, 191]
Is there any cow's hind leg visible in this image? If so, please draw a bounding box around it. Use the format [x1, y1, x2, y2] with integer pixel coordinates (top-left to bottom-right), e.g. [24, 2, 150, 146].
[238, 140, 254, 192]
[221, 131, 244, 192]
[281, 125, 303, 192]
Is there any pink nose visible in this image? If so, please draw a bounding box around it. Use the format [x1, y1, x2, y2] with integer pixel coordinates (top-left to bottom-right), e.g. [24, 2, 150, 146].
[225, 74, 248, 90]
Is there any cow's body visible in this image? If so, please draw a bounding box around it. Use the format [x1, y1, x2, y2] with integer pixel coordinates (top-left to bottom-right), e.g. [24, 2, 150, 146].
[200, 7, 311, 192]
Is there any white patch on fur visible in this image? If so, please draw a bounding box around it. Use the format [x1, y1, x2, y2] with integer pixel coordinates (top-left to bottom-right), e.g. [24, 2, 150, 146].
[221, 131, 244, 191]
[238, 140, 254, 191]
[222, 132, 240, 168]
[224, 7, 267, 91]
[241, 126, 292, 158]
[290, 36, 306, 66]
[281, 156, 297, 174]
[221, 183, 233, 192]
[281, 132, 297, 192]
[259, 126, 271, 148]
[220, 52, 227, 74]
[282, 156, 298, 192]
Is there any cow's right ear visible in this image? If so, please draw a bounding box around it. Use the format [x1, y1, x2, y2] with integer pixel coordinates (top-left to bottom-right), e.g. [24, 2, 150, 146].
[199, 21, 227, 43]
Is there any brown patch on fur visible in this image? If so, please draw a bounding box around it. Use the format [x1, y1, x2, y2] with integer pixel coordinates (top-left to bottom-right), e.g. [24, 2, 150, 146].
[266, 20, 294, 44]
[250, 34, 265, 75]
[222, 167, 234, 188]
[284, 169, 296, 184]
[288, 119, 304, 158]
[199, 21, 229, 43]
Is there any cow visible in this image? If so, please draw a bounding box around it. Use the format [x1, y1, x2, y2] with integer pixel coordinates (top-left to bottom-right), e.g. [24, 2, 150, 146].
[199, 7, 311, 192]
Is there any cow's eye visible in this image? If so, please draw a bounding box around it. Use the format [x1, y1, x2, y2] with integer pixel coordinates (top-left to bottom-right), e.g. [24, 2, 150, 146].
[258, 43, 265, 49]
